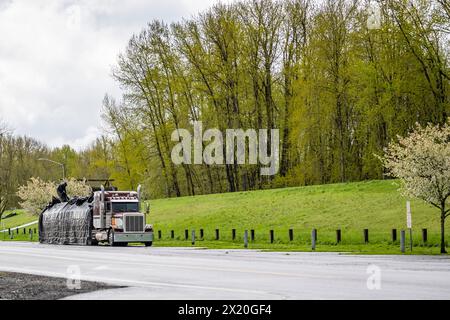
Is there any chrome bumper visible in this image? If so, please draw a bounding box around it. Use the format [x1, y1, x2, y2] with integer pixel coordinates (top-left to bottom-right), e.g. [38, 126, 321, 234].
[114, 231, 153, 243]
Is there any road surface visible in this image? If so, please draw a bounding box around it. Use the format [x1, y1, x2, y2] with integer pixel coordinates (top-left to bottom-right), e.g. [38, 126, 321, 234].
[0, 241, 449, 299]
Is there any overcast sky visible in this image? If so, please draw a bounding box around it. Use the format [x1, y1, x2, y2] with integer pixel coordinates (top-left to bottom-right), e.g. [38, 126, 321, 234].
[0, 0, 233, 150]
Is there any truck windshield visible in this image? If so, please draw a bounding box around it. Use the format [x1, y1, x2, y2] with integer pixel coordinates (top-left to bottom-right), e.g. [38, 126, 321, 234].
[112, 202, 139, 212]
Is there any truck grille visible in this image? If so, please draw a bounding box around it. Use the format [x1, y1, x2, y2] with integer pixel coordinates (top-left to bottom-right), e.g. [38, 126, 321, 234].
[124, 215, 144, 232]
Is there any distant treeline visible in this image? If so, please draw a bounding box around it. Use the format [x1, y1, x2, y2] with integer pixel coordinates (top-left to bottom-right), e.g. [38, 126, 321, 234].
[0, 126, 110, 215]
[1, 0, 449, 205]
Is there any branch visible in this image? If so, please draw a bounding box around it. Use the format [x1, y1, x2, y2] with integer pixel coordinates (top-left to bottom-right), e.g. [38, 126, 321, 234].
[430, 202, 441, 210]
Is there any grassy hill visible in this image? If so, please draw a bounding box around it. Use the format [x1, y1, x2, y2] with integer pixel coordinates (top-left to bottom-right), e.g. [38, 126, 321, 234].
[0, 210, 36, 230]
[2, 180, 449, 252]
[147, 180, 447, 246]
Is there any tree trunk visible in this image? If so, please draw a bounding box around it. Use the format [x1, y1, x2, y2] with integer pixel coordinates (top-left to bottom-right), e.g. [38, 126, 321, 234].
[441, 206, 447, 254]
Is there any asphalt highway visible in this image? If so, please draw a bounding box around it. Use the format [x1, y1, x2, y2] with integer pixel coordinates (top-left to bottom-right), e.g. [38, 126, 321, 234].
[0, 242, 449, 299]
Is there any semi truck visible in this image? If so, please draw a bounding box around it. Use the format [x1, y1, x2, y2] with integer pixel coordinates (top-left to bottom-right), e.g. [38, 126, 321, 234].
[39, 183, 154, 246]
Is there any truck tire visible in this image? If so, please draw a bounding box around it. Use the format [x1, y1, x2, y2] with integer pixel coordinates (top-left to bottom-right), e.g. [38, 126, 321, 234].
[108, 230, 117, 247]
[144, 241, 153, 247]
[88, 238, 99, 246]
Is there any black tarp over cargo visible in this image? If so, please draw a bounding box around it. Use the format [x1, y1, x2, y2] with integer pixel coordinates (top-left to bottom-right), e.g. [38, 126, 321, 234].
[39, 197, 94, 245]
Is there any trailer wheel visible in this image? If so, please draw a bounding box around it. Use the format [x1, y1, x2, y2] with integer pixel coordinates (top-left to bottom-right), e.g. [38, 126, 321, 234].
[144, 241, 153, 247]
[88, 238, 99, 246]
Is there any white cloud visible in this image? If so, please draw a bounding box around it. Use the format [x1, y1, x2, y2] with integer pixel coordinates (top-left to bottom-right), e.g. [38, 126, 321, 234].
[0, 0, 235, 150]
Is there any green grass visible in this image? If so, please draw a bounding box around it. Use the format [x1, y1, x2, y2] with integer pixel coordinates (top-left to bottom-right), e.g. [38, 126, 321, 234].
[2, 179, 449, 254]
[0, 231, 37, 242]
[146, 179, 449, 253]
[0, 210, 37, 230]
[152, 240, 444, 255]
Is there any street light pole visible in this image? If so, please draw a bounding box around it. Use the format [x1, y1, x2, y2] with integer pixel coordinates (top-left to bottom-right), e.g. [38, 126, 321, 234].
[38, 158, 65, 181]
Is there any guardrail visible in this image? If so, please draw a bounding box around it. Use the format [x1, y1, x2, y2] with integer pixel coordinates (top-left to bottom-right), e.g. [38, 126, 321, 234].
[153, 227, 442, 252]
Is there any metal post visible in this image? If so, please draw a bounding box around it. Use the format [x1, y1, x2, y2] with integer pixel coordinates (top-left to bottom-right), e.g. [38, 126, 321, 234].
[289, 229, 294, 241]
[336, 229, 341, 243]
[191, 230, 195, 246]
[185, 229, 188, 240]
[171, 230, 174, 239]
[38, 158, 65, 181]
[158, 230, 161, 239]
[244, 230, 248, 248]
[215, 229, 219, 240]
[409, 228, 413, 252]
[422, 228, 428, 244]
[30, 230, 33, 241]
[364, 229, 369, 244]
[312, 229, 317, 251]
[391, 229, 397, 242]
[270, 230, 274, 244]
[251, 229, 255, 241]
[232, 229, 236, 241]
[400, 230, 406, 253]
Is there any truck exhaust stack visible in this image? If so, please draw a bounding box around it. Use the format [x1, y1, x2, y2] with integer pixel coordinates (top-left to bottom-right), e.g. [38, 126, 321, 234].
[100, 184, 106, 229]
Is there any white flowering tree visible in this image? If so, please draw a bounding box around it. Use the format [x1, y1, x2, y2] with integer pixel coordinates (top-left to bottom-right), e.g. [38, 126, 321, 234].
[383, 122, 450, 254]
[17, 178, 56, 215]
[66, 178, 92, 199]
[17, 177, 92, 215]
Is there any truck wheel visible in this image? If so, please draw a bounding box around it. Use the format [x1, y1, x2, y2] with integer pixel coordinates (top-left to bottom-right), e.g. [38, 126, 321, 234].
[144, 242, 153, 247]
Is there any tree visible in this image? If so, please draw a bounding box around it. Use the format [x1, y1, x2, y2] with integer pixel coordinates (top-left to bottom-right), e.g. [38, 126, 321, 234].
[0, 127, 14, 223]
[16, 177, 56, 215]
[382, 121, 450, 254]
[17, 177, 92, 215]
[388, 0, 449, 124]
[101, 0, 448, 197]
[0, 119, 57, 221]
[65, 178, 92, 199]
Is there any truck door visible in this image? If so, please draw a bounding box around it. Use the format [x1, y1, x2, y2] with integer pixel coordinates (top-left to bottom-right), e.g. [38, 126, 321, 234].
[105, 202, 112, 227]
